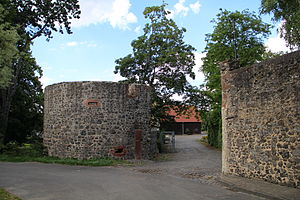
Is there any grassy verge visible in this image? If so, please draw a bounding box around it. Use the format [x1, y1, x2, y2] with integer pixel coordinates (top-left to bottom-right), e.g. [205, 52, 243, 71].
[152, 153, 173, 162]
[0, 142, 132, 167]
[0, 188, 21, 200]
[0, 154, 132, 166]
[196, 136, 222, 151]
[197, 135, 209, 145]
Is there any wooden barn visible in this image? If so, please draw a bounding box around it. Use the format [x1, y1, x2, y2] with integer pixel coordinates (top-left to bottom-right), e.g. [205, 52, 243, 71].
[161, 106, 202, 135]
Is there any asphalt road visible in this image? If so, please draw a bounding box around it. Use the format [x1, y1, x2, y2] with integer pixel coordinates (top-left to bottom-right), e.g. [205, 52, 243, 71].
[0, 135, 265, 200]
[132, 134, 222, 184]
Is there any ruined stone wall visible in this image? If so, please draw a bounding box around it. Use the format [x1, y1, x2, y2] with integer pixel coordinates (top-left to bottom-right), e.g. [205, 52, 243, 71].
[43, 81, 157, 160]
[221, 51, 300, 188]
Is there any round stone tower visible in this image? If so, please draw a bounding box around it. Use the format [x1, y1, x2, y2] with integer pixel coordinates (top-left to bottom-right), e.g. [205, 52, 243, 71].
[43, 81, 157, 160]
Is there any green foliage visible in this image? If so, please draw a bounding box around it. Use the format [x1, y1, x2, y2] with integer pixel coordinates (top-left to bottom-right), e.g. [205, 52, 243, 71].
[199, 9, 271, 148]
[0, 140, 46, 156]
[0, 188, 21, 200]
[206, 109, 222, 148]
[0, 155, 131, 166]
[152, 153, 173, 162]
[261, 50, 284, 60]
[0, 67, 12, 88]
[203, 9, 272, 70]
[5, 50, 43, 144]
[0, 4, 19, 88]
[1, 0, 81, 41]
[261, 0, 300, 49]
[0, 142, 131, 166]
[0, 0, 80, 145]
[114, 4, 196, 126]
[198, 135, 208, 144]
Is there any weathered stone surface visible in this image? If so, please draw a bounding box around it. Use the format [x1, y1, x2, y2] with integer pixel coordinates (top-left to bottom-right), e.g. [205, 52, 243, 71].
[43, 81, 157, 160]
[221, 51, 300, 188]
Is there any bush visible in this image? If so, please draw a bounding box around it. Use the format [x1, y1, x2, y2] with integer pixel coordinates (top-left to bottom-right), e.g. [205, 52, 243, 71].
[199, 135, 208, 144]
[0, 140, 46, 157]
[206, 109, 222, 149]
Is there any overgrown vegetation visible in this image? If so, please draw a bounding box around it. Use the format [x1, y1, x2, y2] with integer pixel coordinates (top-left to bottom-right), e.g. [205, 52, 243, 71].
[0, 188, 21, 200]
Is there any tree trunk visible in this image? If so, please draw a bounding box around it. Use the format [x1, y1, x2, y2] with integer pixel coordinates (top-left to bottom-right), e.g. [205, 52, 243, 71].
[0, 88, 13, 144]
[0, 60, 21, 144]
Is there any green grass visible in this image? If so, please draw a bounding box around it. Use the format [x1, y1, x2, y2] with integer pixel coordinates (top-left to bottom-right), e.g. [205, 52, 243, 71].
[0, 154, 132, 166]
[0, 188, 21, 200]
[196, 136, 222, 151]
[152, 153, 173, 162]
[197, 135, 209, 145]
[0, 142, 132, 167]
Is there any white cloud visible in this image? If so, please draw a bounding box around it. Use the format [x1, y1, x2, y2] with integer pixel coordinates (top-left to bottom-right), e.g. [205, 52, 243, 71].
[189, 1, 201, 14]
[265, 22, 290, 53]
[65, 41, 98, 48]
[72, 0, 137, 29]
[174, 0, 189, 16]
[188, 52, 206, 86]
[168, 0, 201, 18]
[67, 41, 78, 47]
[39, 75, 53, 88]
[113, 73, 126, 82]
[265, 35, 290, 53]
[109, 0, 137, 29]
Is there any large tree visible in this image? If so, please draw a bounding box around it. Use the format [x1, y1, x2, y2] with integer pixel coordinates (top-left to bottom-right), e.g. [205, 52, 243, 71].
[5, 49, 43, 144]
[0, 0, 80, 144]
[0, 4, 18, 88]
[197, 9, 271, 148]
[260, 0, 300, 49]
[114, 4, 196, 125]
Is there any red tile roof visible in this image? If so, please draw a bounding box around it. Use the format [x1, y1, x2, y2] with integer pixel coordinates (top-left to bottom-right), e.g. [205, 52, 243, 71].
[166, 106, 202, 123]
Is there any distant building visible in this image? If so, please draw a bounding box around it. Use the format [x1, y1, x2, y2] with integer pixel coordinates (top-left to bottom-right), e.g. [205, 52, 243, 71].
[161, 106, 202, 135]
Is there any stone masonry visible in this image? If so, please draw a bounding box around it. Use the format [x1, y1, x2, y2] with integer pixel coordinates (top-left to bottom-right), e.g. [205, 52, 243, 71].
[43, 81, 157, 160]
[221, 51, 300, 188]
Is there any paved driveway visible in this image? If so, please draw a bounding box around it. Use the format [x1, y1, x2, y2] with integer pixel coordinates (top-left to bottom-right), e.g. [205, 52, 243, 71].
[0, 135, 264, 200]
[132, 134, 222, 184]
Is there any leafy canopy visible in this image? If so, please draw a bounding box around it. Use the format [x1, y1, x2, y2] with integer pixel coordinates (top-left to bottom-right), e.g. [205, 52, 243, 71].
[198, 9, 271, 148]
[1, 0, 81, 41]
[115, 4, 196, 99]
[0, 0, 80, 144]
[202, 9, 271, 94]
[5, 48, 43, 144]
[260, 0, 300, 49]
[114, 4, 196, 125]
[0, 4, 19, 88]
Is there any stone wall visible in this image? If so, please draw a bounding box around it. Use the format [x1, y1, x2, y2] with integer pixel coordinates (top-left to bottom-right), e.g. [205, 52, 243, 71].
[221, 51, 300, 188]
[43, 81, 157, 160]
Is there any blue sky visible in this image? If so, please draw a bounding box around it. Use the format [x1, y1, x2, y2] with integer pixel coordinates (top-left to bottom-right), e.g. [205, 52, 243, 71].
[32, 0, 289, 88]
